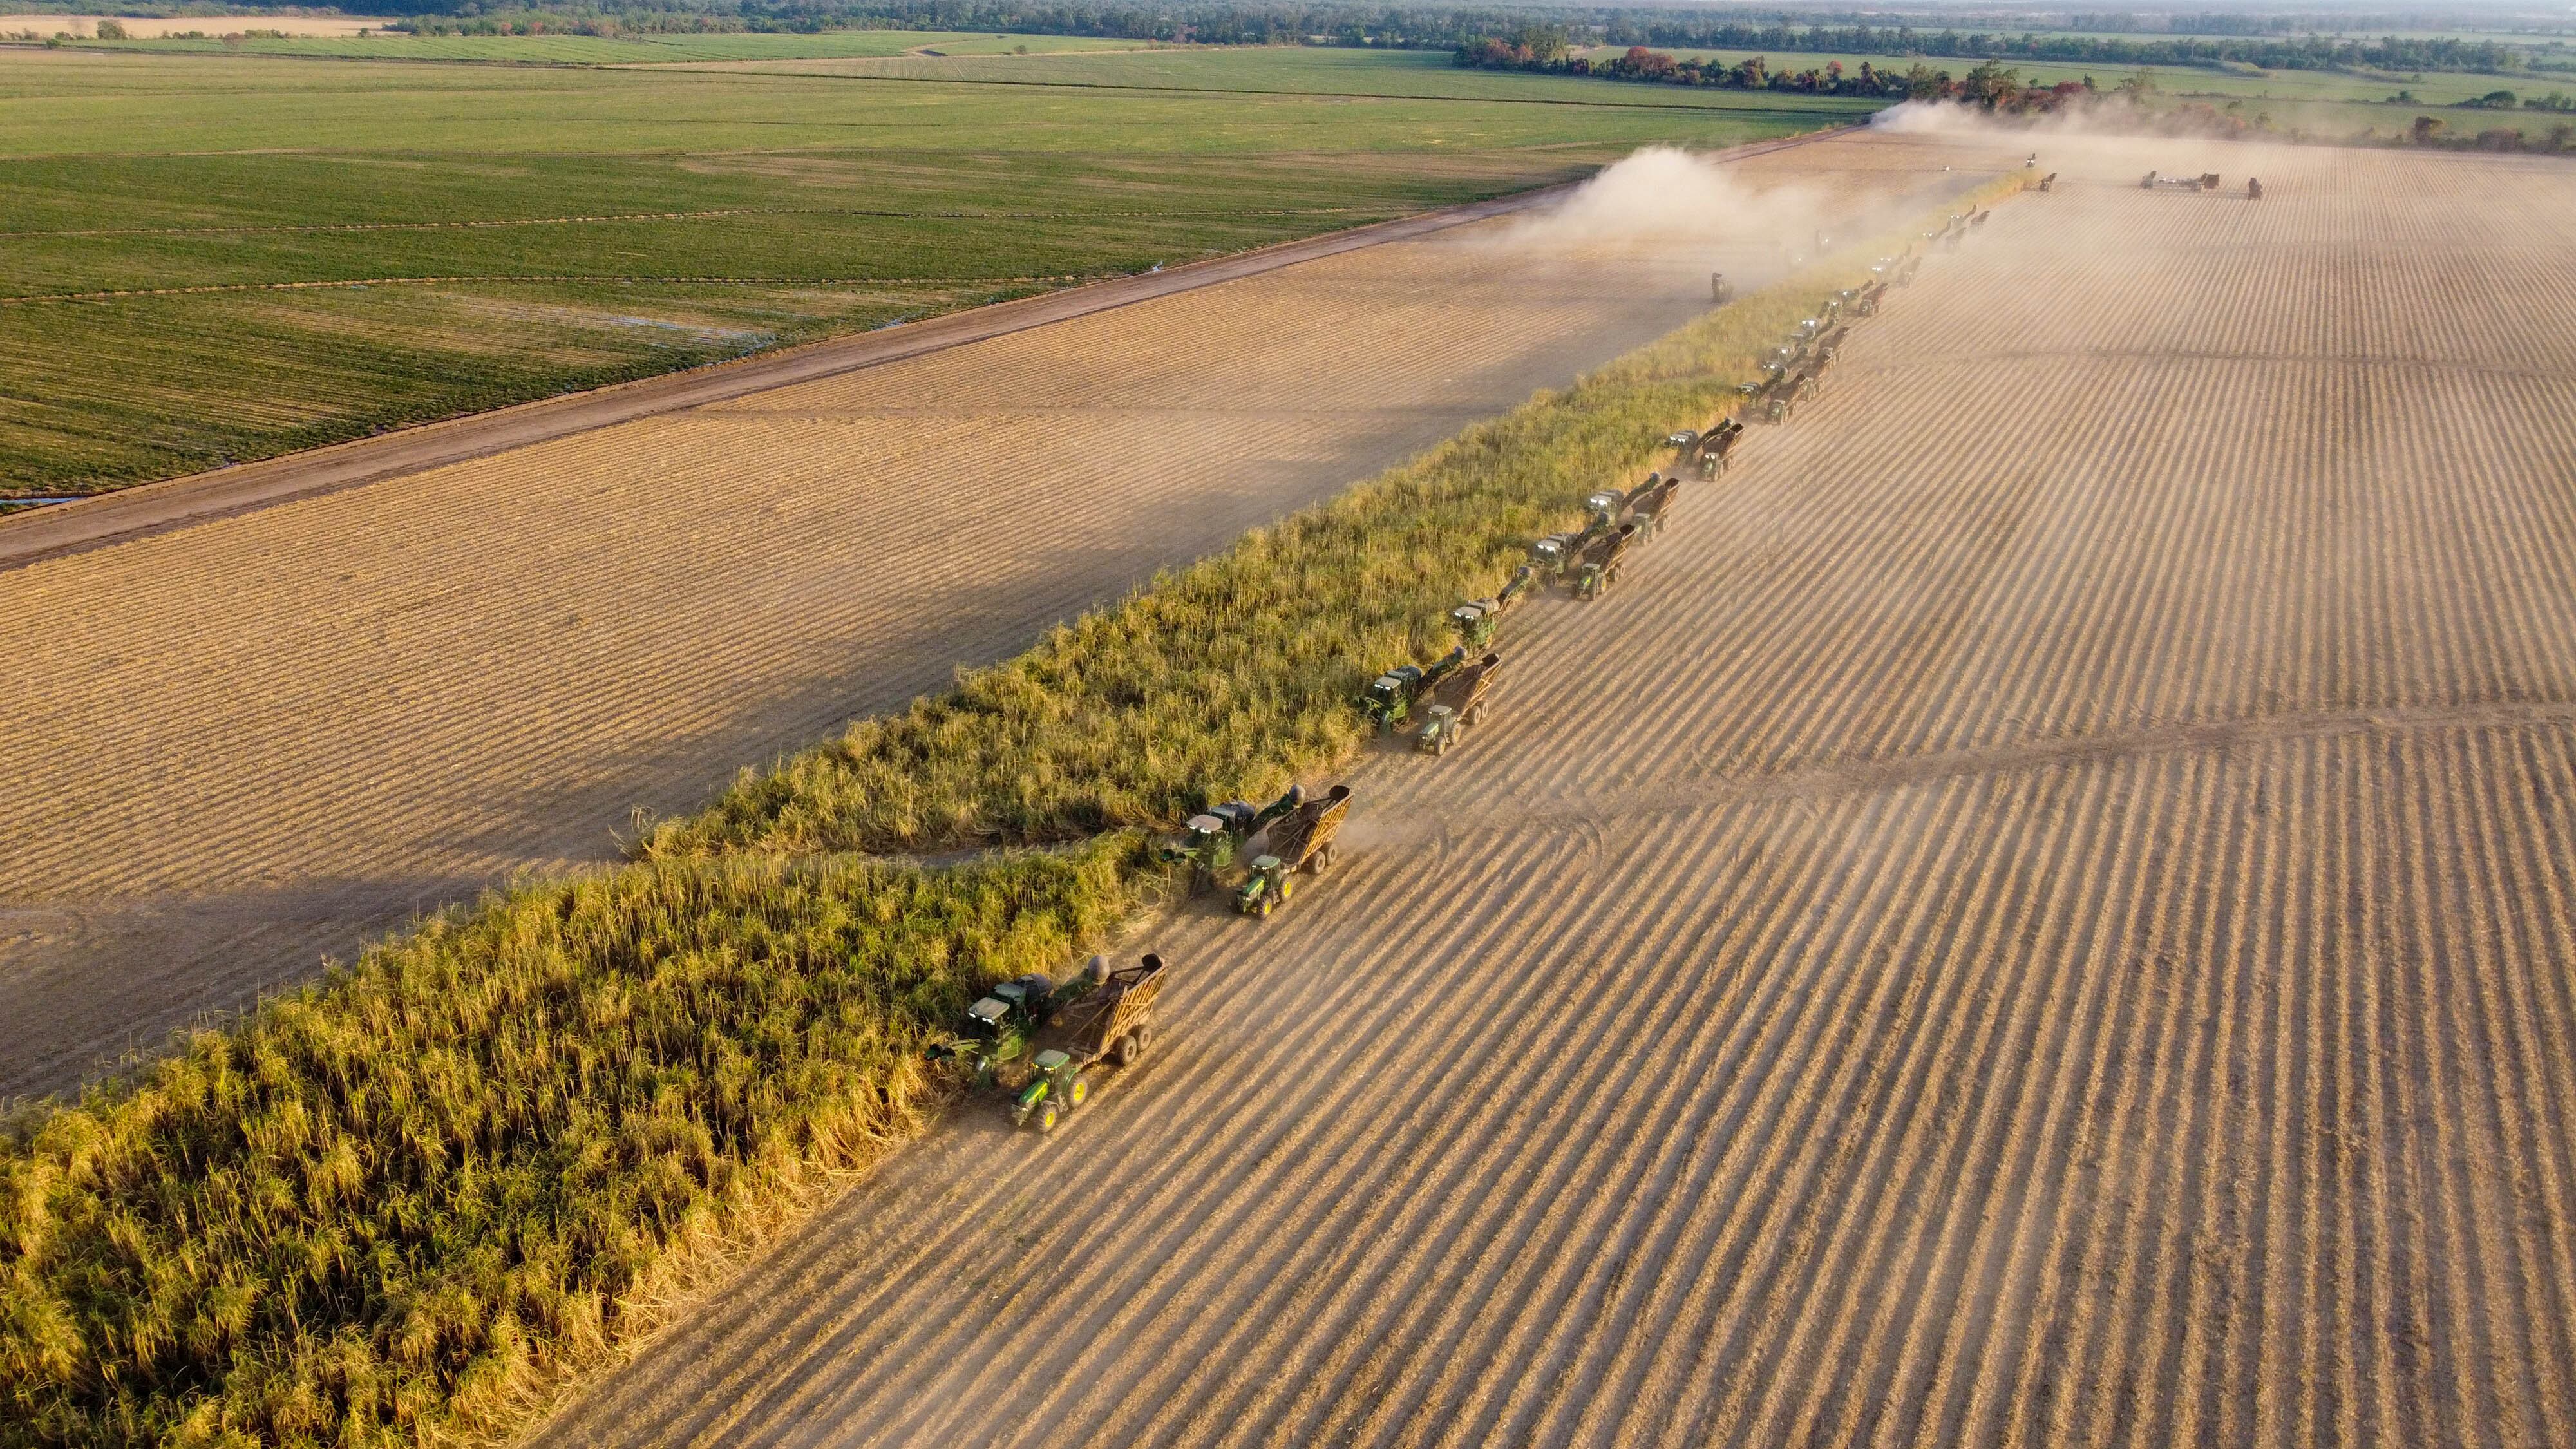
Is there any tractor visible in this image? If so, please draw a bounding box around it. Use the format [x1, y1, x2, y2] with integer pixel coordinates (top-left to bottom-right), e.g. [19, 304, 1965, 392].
[1407, 652, 1504, 757]
[1235, 785, 1352, 918]
[1010, 954, 1168, 1132]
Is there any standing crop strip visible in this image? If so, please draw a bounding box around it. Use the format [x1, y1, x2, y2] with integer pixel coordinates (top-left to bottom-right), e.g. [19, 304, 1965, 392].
[0, 178, 2022, 1447]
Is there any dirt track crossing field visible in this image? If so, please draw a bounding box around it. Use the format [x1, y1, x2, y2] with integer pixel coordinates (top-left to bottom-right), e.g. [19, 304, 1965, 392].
[0, 131, 2003, 1099]
[533, 144, 2576, 1447]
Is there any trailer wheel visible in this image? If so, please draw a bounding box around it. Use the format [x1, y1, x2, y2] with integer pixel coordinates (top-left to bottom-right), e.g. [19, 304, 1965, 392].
[1131, 1025, 1152, 1060]
[1464, 704, 1484, 727]
[1113, 1033, 1139, 1068]
[1307, 845, 1334, 876]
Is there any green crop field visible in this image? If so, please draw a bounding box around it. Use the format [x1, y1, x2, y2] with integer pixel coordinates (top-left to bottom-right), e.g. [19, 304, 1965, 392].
[0, 42, 1868, 497]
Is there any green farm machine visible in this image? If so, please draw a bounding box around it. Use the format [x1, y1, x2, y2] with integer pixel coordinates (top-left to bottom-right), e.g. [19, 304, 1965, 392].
[1157, 783, 1307, 895]
[1005, 954, 1170, 1133]
[1361, 645, 1468, 735]
[1236, 784, 1352, 919]
[1412, 651, 1504, 755]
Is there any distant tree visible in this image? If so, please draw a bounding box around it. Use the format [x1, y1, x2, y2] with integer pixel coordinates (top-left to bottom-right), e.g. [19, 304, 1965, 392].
[2412, 114, 2446, 144]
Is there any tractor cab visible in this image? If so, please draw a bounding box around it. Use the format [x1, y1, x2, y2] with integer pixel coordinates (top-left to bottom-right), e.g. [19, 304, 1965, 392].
[965, 995, 1014, 1037]
[1530, 535, 1573, 574]
[1585, 489, 1627, 524]
[1664, 429, 1700, 451]
[1450, 601, 1496, 648]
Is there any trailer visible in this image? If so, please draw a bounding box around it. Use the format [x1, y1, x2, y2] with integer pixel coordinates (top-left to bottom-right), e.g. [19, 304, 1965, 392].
[1628, 474, 1681, 540]
[1572, 522, 1640, 600]
[1412, 651, 1503, 756]
[1011, 954, 1170, 1132]
[1236, 784, 1352, 918]
[1697, 417, 1745, 477]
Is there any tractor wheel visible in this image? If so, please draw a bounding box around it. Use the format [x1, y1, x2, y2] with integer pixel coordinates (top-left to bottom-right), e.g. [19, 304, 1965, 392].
[1278, 874, 1297, 905]
[1036, 1101, 1059, 1133]
[1070, 1075, 1090, 1109]
[1256, 897, 1274, 920]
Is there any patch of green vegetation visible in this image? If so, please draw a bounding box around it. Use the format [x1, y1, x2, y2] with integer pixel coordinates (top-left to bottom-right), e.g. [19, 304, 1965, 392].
[0, 840, 1139, 1446]
[0, 186, 2012, 1447]
[0, 47, 1863, 495]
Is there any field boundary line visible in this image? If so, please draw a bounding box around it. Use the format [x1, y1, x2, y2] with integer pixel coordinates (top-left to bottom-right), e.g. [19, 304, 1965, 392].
[0, 124, 1860, 570]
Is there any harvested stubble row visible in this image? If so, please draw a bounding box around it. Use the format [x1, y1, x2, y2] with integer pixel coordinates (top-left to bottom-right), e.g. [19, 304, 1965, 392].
[0, 183, 2015, 1448]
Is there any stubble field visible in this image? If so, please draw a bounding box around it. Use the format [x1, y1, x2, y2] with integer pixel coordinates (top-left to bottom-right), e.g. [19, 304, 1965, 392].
[0, 130, 1998, 1100]
[532, 142, 2576, 1448]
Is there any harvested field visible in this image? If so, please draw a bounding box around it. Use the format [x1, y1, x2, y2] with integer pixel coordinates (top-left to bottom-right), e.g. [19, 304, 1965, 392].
[533, 144, 2576, 1448]
[0, 129, 2005, 1100]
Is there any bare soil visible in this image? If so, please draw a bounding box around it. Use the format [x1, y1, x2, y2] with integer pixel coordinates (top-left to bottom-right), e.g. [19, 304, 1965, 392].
[0, 130, 2004, 1099]
[530, 141, 2576, 1448]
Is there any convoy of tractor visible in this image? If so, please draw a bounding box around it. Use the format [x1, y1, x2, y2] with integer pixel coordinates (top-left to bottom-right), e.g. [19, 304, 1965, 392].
[945, 222, 1955, 1132]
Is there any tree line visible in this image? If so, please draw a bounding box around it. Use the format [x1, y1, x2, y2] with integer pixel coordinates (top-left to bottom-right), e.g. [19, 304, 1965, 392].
[382, 3, 2565, 75]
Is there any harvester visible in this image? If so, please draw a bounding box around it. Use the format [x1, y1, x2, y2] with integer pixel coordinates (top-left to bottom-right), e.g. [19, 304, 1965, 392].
[1359, 646, 1468, 735]
[1412, 652, 1504, 756]
[1157, 782, 1307, 895]
[2141, 170, 2222, 191]
[1236, 784, 1352, 918]
[1010, 954, 1168, 1132]
[1450, 567, 1535, 649]
[1573, 522, 1640, 600]
[940, 971, 1063, 1081]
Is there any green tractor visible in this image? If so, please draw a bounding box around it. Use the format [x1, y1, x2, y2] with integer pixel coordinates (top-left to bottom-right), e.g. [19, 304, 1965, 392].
[1235, 784, 1352, 919]
[1009, 954, 1168, 1132]
[1156, 784, 1305, 895]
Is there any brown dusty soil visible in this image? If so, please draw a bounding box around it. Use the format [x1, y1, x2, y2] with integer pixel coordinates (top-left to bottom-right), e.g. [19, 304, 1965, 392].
[0, 130, 2005, 1100]
[529, 142, 2576, 1448]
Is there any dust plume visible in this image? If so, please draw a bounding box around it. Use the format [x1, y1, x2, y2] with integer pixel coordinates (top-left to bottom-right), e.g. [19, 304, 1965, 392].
[1498, 144, 1835, 250]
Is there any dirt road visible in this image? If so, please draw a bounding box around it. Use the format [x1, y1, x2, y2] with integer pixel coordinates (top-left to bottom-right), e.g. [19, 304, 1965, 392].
[534, 144, 2576, 1447]
[0, 129, 1878, 568]
[0, 129, 1999, 1099]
